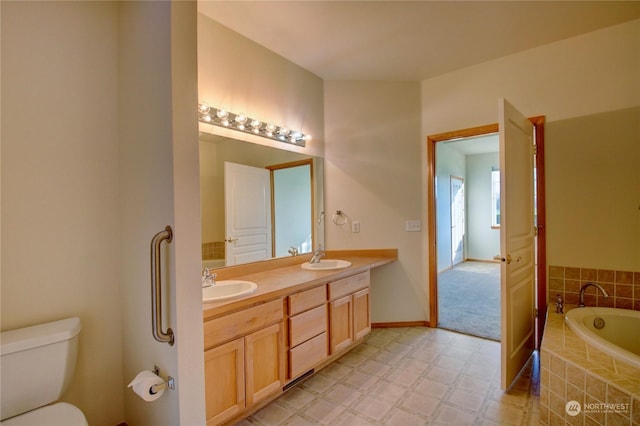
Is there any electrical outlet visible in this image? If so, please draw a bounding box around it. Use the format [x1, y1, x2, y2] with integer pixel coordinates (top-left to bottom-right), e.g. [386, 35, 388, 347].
[351, 220, 360, 233]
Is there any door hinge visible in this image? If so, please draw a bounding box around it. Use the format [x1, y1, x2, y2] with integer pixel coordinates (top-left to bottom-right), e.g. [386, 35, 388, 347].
[533, 144, 538, 155]
[534, 225, 538, 236]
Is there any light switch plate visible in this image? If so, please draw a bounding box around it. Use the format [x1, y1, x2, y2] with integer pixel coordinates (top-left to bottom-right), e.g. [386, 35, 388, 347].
[352, 220, 360, 233]
[405, 220, 421, 232]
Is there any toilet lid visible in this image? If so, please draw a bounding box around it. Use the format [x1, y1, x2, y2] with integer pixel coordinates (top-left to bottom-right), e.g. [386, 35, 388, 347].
[0, 403, 87, 426]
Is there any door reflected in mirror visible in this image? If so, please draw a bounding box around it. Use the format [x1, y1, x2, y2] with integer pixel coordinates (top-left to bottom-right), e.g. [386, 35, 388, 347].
[200, 133, 324, 268]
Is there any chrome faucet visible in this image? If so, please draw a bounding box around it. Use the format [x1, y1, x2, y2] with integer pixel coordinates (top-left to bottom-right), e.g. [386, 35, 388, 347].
[555, 294, 564, 314]
[578, 282, 609, 307]
[288, 246, 299, 256]
[202, 268, 217, 288]
[309, 246, 325, 264]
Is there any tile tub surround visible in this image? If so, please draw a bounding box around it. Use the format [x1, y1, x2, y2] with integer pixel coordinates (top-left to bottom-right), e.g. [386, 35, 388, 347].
[548, 265, 640, 311]
[240, 327, 540, 426]
[540, 307, 640, 425]
[202, 241, 225, 260]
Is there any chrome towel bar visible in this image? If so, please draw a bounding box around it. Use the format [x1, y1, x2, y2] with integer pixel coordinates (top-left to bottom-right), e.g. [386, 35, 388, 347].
[150, 225, 175, 346]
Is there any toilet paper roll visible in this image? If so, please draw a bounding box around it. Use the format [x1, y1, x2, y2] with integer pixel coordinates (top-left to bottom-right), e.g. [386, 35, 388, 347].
[128, 370, 165, 402]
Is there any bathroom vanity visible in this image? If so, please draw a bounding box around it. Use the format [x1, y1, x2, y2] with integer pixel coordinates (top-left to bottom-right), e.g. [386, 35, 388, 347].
[202, 249, 396, 425]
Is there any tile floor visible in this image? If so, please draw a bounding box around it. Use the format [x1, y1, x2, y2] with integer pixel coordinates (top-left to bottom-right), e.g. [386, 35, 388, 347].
[239, 327, 540, 425]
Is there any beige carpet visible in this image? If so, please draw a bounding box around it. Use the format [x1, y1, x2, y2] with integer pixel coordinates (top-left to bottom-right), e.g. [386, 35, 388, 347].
[437, 261, 500, 341]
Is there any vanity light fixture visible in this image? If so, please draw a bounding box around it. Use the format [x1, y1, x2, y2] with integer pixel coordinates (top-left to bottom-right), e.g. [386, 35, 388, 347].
[198, 102, 311, 147]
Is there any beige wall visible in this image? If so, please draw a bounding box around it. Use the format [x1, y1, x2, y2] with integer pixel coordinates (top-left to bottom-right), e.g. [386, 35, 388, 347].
[197, 13, 325, 158]
[118, 2, 204, 425]
[1, 2, 125, 424]
[324, 81, 425, 322]
[545, 107, 639, 270]
[2, 2, 205, 425]
[421, 19, 640, 133]
[422, 19, 640, 313]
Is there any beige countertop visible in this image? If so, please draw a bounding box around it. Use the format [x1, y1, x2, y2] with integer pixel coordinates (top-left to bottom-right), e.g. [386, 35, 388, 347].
[203, 249, 397, 320]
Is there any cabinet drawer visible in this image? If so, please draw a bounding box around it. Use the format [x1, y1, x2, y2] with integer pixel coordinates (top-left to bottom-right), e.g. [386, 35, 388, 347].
[204, 299, 283, 349]
[288, 285, 326, 316]
[289, 332, 327, 379]
[289, 305, 327, 347]
[328, 271, 370, 300]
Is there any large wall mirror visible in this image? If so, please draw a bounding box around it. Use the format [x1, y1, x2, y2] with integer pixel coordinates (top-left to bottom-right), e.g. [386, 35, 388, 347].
[200, 132, 324, 268]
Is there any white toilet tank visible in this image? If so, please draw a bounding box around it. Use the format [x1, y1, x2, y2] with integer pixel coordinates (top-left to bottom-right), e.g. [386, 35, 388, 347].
[0, 317, 82, 421]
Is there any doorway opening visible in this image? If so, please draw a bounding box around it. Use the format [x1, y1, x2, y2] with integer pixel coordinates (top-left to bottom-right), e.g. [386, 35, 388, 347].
[435, 134, 501, 341]
[427, 117, 547, 347]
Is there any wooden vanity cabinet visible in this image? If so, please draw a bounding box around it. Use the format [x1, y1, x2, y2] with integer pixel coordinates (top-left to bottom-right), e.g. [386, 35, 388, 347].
[287, 285, 328, 379]
[204, 299, 285, 426]
[204, 338, 245, 424]
[328, 271, 371, 354]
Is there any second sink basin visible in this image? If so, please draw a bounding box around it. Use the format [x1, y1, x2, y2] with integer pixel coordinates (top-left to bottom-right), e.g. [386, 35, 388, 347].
[301, 259, 352, 270]
[203, 280, 257, 303]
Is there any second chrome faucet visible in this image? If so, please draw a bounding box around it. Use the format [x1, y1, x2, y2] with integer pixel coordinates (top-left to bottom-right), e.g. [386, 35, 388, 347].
[578, 282, 609, 307]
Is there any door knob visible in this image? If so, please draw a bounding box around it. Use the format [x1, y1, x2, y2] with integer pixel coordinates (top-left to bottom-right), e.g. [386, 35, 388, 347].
[225, 237, 238, 243]
[501, 254, 521, 264]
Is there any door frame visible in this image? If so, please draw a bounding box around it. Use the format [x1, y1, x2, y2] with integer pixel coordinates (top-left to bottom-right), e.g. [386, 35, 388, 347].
[266, 158, 315, 258]
[450, 175, 465, 266]
[427, 116, 546, 346]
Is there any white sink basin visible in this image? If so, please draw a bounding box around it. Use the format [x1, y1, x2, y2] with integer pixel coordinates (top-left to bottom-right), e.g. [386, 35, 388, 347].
[301, 259, 352, 270]
[202, 280, 257, 302]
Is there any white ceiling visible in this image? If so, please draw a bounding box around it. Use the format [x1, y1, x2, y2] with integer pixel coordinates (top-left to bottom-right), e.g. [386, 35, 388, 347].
[198, 1, 640, 81]
[443, 133, 498, 155]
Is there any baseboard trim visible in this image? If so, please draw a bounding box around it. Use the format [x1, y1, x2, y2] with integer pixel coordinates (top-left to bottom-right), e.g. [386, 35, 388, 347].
[372, 321, 430, 328]
[465, 258, 501, 264]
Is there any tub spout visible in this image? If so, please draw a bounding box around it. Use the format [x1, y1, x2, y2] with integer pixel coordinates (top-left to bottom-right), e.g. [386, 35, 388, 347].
[578, 282, 609, 307]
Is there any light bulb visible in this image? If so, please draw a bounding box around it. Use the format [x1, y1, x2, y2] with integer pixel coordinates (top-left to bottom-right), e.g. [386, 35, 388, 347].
[198, 102, 211, 114]
[278, 127, 290, 136]
[235, 113, 247, 124]
[216, 109, 228, 119]
[202, 114, 212, 122]
[304, 134, 312, 141]
[250, 119, 261, 129]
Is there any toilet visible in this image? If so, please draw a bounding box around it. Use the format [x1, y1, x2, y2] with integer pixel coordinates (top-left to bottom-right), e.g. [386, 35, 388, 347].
[0, 317, 88, 425]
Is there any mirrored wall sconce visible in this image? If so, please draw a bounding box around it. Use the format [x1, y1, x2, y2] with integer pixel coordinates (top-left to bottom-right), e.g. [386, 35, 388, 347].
[198, 102, 311, 147]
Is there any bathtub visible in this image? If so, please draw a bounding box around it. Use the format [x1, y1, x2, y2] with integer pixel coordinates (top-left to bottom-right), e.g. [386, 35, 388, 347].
[565, 307, 640, 369]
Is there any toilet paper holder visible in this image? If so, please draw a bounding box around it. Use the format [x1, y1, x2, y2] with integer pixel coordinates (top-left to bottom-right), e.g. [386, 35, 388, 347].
[151, 365, 175, 395]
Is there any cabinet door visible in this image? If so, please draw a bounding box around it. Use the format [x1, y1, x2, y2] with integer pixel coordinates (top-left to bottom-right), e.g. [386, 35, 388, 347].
[204, 338, 245, 426]
[245, 322, 285, 406]
[329, 295, 353, 354]
[353, 287, 371, 340]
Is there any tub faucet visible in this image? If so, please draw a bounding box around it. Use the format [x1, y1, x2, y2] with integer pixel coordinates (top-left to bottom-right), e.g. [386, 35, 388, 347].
[309, 246, 325, 264]
[555, 294, 564, 314]
[202, 268, 216, 288]
[578, 282, 609, 307]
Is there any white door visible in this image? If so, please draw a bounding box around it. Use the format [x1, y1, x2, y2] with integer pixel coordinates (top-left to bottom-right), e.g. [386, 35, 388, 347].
[450, 176, 465, 265]
[499, 98, 536, 390]
[224, 162, 272, 265]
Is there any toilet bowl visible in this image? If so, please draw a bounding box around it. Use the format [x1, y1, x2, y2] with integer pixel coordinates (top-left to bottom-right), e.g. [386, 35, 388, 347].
[0, 317, 87, 425]
[1, 403, 86, 426]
